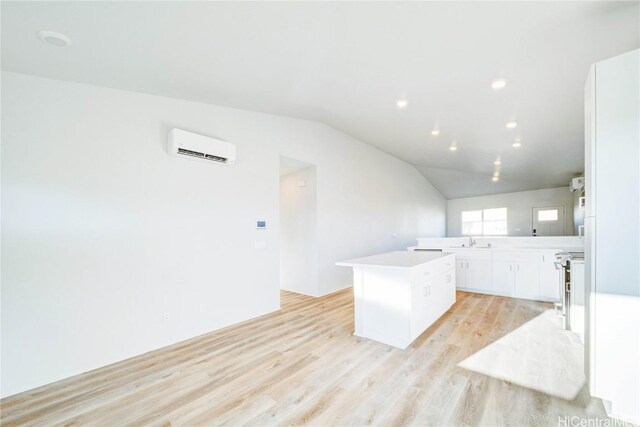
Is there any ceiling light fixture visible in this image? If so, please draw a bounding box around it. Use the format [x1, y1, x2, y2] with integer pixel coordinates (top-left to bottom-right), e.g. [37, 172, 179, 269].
[431, 129, 440, 136]
[492, 176, 499, 182]
[36, 30, 72, 47]
[396, 99, 408, 109]
[506, 121, 518, 129]
[492, 79, 507, 90]
[449, 145, 457, 152]
[494, 159, 502, 165]
[512, 141, 522, 148]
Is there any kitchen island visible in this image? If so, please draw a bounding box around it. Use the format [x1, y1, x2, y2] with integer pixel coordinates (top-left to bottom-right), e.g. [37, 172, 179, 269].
[337, 251, 456, 349]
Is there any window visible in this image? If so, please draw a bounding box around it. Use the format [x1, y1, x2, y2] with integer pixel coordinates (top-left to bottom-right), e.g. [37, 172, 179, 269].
[461, 208, 507, 236]
[537, 209, 558, 221]
[461, 210, 483, 236]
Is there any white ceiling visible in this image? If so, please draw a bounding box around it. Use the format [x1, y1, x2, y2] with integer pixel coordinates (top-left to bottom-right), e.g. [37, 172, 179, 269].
[2, 1, 638, 198]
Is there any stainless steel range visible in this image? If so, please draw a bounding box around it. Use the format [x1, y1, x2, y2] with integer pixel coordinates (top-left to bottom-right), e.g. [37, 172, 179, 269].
[555, 251, 584, 331]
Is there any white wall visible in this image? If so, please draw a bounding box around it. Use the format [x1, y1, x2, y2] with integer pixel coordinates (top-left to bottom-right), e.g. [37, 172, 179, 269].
[280, 166, 318, 296]
[447, 187, 575, 237]
[0, 72, 446, 397]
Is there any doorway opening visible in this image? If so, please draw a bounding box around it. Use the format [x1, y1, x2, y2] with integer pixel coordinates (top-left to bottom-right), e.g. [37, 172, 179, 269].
[279, 156, 319, 301]
[532, 205, 566, 236]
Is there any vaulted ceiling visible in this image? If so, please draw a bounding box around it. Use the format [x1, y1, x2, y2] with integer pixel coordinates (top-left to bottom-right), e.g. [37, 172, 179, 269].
[2, 1, 638, 198]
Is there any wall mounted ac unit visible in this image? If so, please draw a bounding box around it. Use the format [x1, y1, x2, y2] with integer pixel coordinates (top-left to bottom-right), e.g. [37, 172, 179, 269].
[168, 128, 236, 165]
[569, 177, 585, 192]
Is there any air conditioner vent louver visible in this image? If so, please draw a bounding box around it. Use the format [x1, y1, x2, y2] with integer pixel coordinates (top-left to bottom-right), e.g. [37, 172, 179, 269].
[177, 148, 205, 158]
[177, 148, 228, 163]
[205, 154, 228, 163]
[168, 128, 236, 165]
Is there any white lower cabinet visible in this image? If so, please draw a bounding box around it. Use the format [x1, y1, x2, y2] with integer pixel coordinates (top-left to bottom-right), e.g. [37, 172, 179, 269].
[447, 249, 562, 302]
[455, 259, 467, 288]
[539, 255, 561, 300]
[466, 260, 492, 291]
[410, 266, 456, 343]
[492, 261, 515, 296]
[411, 280, 432, 336]
[514, 261, 540, 299]
[453, 251, 492, 292]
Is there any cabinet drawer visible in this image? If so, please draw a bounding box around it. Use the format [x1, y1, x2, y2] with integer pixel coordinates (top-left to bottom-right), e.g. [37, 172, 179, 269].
[433, 254, 455, 272]
[412, 255, 455, 280]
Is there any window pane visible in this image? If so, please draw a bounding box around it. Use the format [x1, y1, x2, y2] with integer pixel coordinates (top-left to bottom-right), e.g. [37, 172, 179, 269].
[461, 210, 482, 222]
[538, 209, 558, 221]
[462, 221, 483, 236]
[484, 207, 507, 221]
[484, 220, 508, 235]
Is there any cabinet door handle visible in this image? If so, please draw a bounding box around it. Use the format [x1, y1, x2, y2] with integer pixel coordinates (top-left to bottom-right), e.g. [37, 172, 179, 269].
[467, 261, 469, 268]
[510, 264, 512, 271]
[424, 286, 430, 296]
[517, 265, 520, 272]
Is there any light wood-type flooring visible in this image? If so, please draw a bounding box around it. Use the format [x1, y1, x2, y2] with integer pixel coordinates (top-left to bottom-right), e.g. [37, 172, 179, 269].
[1, 289, 609, 426]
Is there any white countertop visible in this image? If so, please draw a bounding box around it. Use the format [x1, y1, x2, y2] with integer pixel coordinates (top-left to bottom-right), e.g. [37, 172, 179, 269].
[408, 246, 584, 253]
[337, 250, 453, 269]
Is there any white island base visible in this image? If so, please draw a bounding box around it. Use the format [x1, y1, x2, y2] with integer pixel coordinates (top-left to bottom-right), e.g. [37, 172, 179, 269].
[337, 251, 456, 349]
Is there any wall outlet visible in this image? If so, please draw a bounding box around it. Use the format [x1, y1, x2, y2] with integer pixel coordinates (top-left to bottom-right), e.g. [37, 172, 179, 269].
[254, 241, 267, 249]
[162, 312, 170, 322]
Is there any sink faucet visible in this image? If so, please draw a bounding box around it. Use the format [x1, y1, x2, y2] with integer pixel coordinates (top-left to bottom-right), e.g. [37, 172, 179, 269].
[469, 236, 477, 247]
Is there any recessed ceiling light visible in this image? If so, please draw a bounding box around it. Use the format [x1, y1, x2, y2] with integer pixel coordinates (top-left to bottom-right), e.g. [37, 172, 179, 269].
[449, 145, 457, 152]
[506, 121, 518, 129]
[492, 79, 507, 90]
[36, 30, 72, 47]
[494, 159, 502, 165]
[396, 99, 408, 109]
[431, 129, 440, 136]
[492, 176, 499, 182]
[512, 141, 522, 148]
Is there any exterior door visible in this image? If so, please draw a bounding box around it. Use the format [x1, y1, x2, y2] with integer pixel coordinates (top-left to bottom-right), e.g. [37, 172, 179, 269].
[532, 205, 565, 236]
